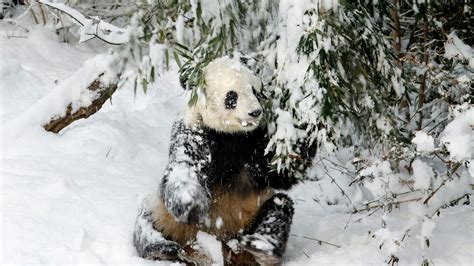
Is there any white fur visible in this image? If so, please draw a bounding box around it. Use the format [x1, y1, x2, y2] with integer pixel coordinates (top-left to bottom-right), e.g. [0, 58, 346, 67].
[186, 57, 263, 133]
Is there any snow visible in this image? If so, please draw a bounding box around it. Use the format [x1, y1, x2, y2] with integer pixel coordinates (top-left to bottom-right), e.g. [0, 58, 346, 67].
[196, 231, 223, 265]
[412, 159, 433, 190]
[412, 131, 435, 153]
[1, 26, 473, 265]
[444, 31, 474, 68]
[417, 218, 436, 249]
[441, 105, 474, 162]
[215, 216, 223, 229]
[4, 53, 119, 134]
[1, 26, 182, 265]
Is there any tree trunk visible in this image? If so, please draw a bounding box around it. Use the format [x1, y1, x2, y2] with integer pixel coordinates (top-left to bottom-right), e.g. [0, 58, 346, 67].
[417, 13, 430, 131]
[391, 0, 401, 59]
[43, 76, 117, 133]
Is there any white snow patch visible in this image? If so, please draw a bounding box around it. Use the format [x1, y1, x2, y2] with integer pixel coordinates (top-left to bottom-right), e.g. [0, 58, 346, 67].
[412, 131, 435, 152]
[444, 32, 474, 68]
[441, 106, 474, 161]
[215, 216, 224, 230]
[3, 53, 119, 135]
[412, 159, 433, 190]
[416, 218, 436, 249]
[196, 231, 223, 265]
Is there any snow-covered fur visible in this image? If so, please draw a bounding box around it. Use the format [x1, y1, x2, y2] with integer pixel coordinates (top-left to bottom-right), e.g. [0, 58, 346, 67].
[186, 57, 263, 133]
[133, 57, 298, 264]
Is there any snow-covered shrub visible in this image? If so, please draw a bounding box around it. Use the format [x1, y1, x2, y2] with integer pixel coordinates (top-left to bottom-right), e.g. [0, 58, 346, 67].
[341, 1, 473, 263]
[21, 0, 472, 263]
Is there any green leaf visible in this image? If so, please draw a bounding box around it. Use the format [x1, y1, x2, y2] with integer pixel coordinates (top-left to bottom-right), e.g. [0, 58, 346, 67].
[173, 50, 182, 68]
[133, 77, 138, 97]
[150, 66, 155, 82]
[142, 78, 148, 94]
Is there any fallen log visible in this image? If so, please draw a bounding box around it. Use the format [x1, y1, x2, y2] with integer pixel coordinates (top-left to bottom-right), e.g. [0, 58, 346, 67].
[43, 75, 117, 133]
[1, 53, 120, 134]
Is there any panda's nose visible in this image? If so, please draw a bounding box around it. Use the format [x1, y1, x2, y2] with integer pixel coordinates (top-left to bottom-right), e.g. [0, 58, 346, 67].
[248, 109, 262, 118]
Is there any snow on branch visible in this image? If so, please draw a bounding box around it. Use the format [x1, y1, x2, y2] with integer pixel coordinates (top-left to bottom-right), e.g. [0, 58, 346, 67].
[38, 0, 129, 45]
[4, 53, 120, 134]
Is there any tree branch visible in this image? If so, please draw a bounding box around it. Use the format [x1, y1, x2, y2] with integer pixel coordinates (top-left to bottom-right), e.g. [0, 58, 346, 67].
[43, 77, 118, 133]
[423, 162, 461, 205]
[37, 0, 129, 45]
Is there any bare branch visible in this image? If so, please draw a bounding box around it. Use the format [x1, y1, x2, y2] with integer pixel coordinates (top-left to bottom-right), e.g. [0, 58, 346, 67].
[423, 162, 461, 205]
[37, 0, 129, 45]
[290, 234, 342, 248]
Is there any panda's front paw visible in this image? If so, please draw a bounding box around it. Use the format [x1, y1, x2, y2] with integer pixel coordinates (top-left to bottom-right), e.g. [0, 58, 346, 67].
[142, 240, 183, 261]
[163, 181, 209, 224]
[172, 198, 208, 224]
[239, 235, 281, 265]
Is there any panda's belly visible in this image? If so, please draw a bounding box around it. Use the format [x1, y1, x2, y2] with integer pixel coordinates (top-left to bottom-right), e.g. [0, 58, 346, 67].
[207, 187, 273, 240]
[154, 170, 272, 245]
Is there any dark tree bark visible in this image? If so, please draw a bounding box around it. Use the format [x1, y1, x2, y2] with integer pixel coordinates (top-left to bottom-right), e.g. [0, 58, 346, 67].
[417, 13, 430, 131]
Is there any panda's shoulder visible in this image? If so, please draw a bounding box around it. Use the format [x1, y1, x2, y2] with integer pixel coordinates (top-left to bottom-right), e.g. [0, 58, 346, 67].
[171, 118, 206, 136]
[169, 118, 210, 152]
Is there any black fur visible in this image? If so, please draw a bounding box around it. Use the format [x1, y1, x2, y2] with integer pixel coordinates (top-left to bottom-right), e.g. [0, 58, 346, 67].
[135, 119, 301, 262]
[241, 193, 295, 258]
[160, 121, 211, 224]
[133, 200, 183, 261]
[204, 123, 299, 193]
[160, 119, 299, 222]
[224, 90, 238, 109]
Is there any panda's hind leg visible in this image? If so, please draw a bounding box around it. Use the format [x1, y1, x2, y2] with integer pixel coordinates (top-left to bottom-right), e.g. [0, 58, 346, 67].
[133, 197, 183, 261]
[239, 193, 295, 265]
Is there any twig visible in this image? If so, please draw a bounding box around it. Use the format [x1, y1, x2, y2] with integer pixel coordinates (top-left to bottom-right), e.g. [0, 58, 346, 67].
[426, 117, 449, 134]
[302, 250, 310, 259]
[344, 213, 352, 229]
[320, 160, 354, 208]
[290, 234, 341, 248]
[312, 198, 328, 211]
[105, 147, 112, 158]
[28, 0, 40, 24]
[423, 162, 461, 205]
[322, 158, 356, 174]
[320, 158, 357, 178]
[39, 3, 48, 25]
[352, 197, 422, 214]
[430, 193, 470, 218]
[37, 0, 128, 45]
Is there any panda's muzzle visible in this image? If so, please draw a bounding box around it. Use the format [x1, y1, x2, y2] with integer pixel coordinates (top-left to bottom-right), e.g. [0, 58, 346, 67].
[239, 119, 260, 127]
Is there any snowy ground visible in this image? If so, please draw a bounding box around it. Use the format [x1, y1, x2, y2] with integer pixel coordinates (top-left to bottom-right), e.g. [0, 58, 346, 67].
[1, 26, 473, 265]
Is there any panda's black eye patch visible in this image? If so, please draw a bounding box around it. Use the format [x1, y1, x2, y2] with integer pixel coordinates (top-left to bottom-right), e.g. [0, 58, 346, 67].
[225, 90, 238, 109]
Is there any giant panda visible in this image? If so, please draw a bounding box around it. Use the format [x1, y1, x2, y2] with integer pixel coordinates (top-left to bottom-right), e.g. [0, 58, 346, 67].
[133, 57, 302, 265]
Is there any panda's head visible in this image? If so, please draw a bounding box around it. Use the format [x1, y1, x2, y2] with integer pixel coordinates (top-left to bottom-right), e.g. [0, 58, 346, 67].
[186, 57, 263, 133]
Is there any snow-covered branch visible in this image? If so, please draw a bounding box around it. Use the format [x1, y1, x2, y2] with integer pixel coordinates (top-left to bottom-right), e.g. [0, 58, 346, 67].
[37, 0, 129, 45]
[4, 53, 121, 134]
